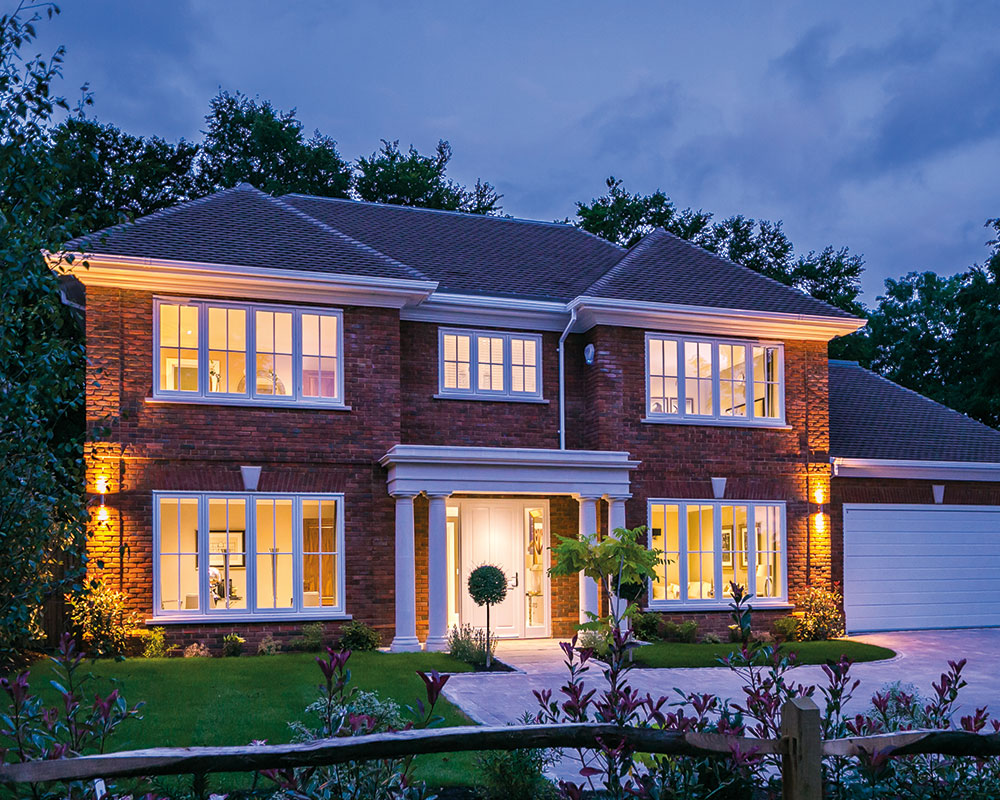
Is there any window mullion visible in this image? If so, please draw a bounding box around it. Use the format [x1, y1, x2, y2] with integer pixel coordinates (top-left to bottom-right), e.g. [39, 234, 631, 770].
[247, 495, 257, 615]
[678, 503, 689, 602]
[293, 310, 302, 403]
[292, 496, 303, 613]
[197, 494, 209, 614]
[197, 302, 207, 399]
[711, 342, 721, 420]
[713, 503, 724, 601]
[747, 504, 757, 600]
[677, 339, 687, 419]
[504, 334, 513, 397]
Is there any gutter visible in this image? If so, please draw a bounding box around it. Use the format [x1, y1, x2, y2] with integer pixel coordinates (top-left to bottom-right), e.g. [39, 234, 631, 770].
[557, 307, 578, 450]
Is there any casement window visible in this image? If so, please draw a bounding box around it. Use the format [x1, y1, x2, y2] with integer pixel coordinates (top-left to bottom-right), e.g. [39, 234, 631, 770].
[154, 492, 345, 619]
[153, 298, 344, 407]
[437, 328, 543, 401]
[646, 334, 783, 424]
[648, 500, 786, 607]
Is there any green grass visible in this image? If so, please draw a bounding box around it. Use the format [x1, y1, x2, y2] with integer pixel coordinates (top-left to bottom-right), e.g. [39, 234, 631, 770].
[30, 651, 478, 789]
[632, 639, 896, 668]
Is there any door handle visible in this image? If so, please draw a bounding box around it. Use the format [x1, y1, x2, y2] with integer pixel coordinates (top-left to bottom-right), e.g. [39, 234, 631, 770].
[508, 572, 518, 589]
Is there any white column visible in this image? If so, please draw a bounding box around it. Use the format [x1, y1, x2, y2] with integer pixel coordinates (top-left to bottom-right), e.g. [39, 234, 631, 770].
[578, 495, 600, 623]
[608, 495, 630, 626]
[425, 492, 450, 651]
[390, 492, 422, 652]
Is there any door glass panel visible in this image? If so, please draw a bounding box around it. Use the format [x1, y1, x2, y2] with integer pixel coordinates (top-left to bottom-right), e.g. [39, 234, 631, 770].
[525, 507, 546, 629]
[446, 506, 460, 627]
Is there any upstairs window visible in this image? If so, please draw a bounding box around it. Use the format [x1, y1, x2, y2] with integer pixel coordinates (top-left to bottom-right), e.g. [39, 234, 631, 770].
[153, 298, 344, 406]
[646, 334, 783, 424]
[438, 328, 543, 401]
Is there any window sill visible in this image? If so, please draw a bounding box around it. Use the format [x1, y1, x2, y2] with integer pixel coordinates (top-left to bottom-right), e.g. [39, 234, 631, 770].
[645, 601, 792, 612]
[146, 612, 352, 625]
[433, 393, 550, 405]
[145, 397, 352, 412]
[641, 417, 790, 430]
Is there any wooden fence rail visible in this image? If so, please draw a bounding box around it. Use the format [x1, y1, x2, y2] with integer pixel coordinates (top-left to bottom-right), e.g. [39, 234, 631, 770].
[3, 698, 1000, 800]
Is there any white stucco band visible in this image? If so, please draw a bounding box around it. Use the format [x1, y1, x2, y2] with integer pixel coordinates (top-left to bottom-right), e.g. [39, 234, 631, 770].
[379, 444, 640, 497]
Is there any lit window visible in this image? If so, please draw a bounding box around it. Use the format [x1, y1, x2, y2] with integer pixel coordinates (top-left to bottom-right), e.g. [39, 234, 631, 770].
[438, 328, 544, 401]
[648, 500, 785, 605]
[153, 298, 344, 406]
[154, 492, 345, 618]
[645, 334, 783, 424]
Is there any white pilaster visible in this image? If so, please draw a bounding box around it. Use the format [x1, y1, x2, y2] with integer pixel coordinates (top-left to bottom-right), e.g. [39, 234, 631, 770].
[608, 495, 631, 626]
[578, 495, 600, 623]
[390, 492, 422, 652]
[425, 492, 450, 651]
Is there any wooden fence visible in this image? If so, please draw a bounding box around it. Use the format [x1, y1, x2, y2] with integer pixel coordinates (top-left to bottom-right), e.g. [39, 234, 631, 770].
[3, 698, 1000, 800]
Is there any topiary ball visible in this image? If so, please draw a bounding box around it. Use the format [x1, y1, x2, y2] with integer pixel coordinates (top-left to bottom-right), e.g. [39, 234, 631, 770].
[467, 564, 508, 607]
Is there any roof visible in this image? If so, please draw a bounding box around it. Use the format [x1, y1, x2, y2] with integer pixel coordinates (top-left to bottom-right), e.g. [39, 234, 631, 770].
[280, 194, 624, 301]
[583, 228, 854, 319]
[69, 184, 423, 282]
[828, 360, 1000, 462]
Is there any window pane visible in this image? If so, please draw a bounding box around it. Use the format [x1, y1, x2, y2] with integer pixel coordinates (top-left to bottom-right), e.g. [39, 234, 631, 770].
[158, 497, 199, 612]
[647, 338, 679, 415]
[256, 499, 294, 609]
[302, 498, 339, 608]
[686, 504, 715, 599]
[719, 345, 748, 417]
[208, 307, 247, 394]
[753, 346, 780, 419]
[477, 336, 504, 391]
[755, 505, 782, 598]
[208, 498, 247, 610]
[442, 333, 472, 390]
[721, 505, 749, 597]
[302, 313, 339, 399]
[684, 342, 713, 415]
[650, 504, 680, 601]
[510, 337, 538, 395]
[255, 311, 293, 396]
[158, 303, 199, 392]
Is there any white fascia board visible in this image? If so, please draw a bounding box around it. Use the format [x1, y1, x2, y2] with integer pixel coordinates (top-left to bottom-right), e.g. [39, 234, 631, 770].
[569, 296, 866, 341]
[401, 292, 570, 332]
[51, 252, 438, 309]
[833, 457, 1000, 482]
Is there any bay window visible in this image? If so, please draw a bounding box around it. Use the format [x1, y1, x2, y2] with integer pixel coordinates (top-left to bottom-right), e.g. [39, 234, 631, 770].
[437, 327, 543, 401]
[153, 298, 344, 406]
[646, 334, 783, 424]
[154, 492, 346, 619]
[648, 499, 786, 606]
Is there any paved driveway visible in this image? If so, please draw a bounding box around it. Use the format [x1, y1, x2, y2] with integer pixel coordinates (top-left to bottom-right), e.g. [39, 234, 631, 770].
[442, 629, 1000, 727]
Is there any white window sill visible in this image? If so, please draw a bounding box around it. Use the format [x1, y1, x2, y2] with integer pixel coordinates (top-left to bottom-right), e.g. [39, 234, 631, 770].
[433, 393, 550, 405]
[641, 416, 790, 430]
[147, 612, 352, 625]
[145, 397, 352, 412]
[645, 601, 792, 612]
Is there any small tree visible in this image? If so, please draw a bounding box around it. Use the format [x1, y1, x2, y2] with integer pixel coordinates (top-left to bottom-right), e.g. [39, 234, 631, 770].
[467, 564, 507, 669]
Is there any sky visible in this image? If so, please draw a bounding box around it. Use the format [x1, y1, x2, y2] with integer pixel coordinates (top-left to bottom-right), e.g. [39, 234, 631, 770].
[37, 1, 1000, 300]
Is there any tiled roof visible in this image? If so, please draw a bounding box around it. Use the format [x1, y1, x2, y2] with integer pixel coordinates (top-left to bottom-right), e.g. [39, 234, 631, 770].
[70, 184, 424, 282]
[583, 228, 855, 318]
[829, 360, 1000, 462]
[280, 194, 625, 301]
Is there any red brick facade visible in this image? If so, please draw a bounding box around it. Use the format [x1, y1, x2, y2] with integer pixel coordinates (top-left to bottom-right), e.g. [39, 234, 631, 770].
[84, 286, 837, 647]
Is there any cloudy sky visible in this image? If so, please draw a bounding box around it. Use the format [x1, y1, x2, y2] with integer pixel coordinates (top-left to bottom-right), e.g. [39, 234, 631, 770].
[40, 1, 1000, 300]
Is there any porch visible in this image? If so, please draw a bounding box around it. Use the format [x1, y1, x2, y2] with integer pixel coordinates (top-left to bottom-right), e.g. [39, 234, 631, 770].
[379, 444, 639, 651]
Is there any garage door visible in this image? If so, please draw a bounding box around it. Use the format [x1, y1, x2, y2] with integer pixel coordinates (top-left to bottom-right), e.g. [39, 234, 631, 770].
[844, 505, 1000, 633]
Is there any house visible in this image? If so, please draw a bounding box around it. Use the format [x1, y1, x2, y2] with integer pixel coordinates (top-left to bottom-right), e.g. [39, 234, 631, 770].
[61, 183, 1000, 650]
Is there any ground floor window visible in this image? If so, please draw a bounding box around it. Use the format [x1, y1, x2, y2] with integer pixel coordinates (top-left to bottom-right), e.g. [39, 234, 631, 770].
[648, 499, 785, 605]
[155, 492, 344, 618]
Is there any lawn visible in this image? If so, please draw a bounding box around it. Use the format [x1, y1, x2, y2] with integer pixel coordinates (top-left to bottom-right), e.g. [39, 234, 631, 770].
[30, 651, 479, 790]
[632, 639, 895, 668]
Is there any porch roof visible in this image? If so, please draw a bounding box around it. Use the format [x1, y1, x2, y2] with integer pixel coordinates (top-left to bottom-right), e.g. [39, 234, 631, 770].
[379, 444, 639, 497]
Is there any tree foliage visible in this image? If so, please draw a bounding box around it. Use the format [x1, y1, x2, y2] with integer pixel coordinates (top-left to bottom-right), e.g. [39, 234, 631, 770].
[0, 2, 88, 668]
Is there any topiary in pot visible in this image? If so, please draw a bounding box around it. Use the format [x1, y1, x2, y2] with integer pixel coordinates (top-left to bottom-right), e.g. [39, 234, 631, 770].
[467, 564, 507, 669]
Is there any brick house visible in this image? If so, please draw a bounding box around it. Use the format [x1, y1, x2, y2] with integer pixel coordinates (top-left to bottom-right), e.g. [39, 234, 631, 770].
[62, 183, 1000, 650]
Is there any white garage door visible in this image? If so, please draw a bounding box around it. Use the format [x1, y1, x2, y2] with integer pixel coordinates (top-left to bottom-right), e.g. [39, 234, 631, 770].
[844, 504, 1000, 633]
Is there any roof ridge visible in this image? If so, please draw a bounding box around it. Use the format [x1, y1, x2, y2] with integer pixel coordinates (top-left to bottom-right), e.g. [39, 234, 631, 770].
[262, 192, 431, 282]
[583, 228, 670, 295]
[837, 361, 1000, 435]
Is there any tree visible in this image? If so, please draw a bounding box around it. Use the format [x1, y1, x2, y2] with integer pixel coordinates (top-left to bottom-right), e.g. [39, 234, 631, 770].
[47, 117, 198, 236]
[355, 139, 502, 214]
[467, 564, 507, 669]
[0, 2, 88, 668]
[792, 245, 866, 318]
[195, 90, 352, 198]
[708, 214, 795, 285]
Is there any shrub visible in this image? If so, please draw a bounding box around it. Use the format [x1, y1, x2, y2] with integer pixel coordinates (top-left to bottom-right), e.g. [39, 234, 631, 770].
[184, 642, 211, 658]
[475, 714, 557, 800]
[290, 621, 326, 651]
[701, 632, 723, 644]
[631, 611, 662, 642]
[577, 627, 611, 659]
[222, 633, 245, 657]
[338, 619, 381, 651]
[662, 619, 699, 643]
[447, 623, 495, 668]
[772, 615, 799, 643]
[256, 632, 281, 656]
[796, 585, 845, 641]
[66, 578, 140, 659]
[141, 626, 177, 658]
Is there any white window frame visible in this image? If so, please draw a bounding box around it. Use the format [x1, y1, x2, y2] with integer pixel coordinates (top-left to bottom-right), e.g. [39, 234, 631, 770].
[436, 327, 545, 402]
[152, 297, 346, 408]
[151, 491, 348, 622]
[644, 333, 785, 426]
[646, 498, 789, 610]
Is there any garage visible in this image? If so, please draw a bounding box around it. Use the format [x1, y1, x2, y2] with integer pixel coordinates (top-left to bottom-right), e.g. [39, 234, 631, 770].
[843, 504, 1000, 633]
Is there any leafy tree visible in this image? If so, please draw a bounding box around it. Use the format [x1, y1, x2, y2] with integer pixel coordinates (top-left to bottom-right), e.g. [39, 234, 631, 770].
[355, 139, 502, 214]
[0, 2, 88, 668]
[195, 90, 352, 197]
[792, 245, 866, 318]
[708, 214, 795, 285]
[47, 117, 198, 235]
[467, 564, 507, 668]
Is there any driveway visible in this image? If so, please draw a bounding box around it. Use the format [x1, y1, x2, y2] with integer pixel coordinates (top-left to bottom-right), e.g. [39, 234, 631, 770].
[442, 629, 1000, 727]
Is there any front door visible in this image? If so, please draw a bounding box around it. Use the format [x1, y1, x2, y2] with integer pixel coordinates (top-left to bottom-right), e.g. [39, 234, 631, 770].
[457, 500, 550, 639]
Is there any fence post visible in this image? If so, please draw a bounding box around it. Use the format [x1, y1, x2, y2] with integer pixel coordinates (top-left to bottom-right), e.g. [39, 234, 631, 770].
[781, 696, 822, 800]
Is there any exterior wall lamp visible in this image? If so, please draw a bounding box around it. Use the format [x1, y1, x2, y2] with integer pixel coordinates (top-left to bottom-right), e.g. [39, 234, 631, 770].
[94, 475, 111, 526]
